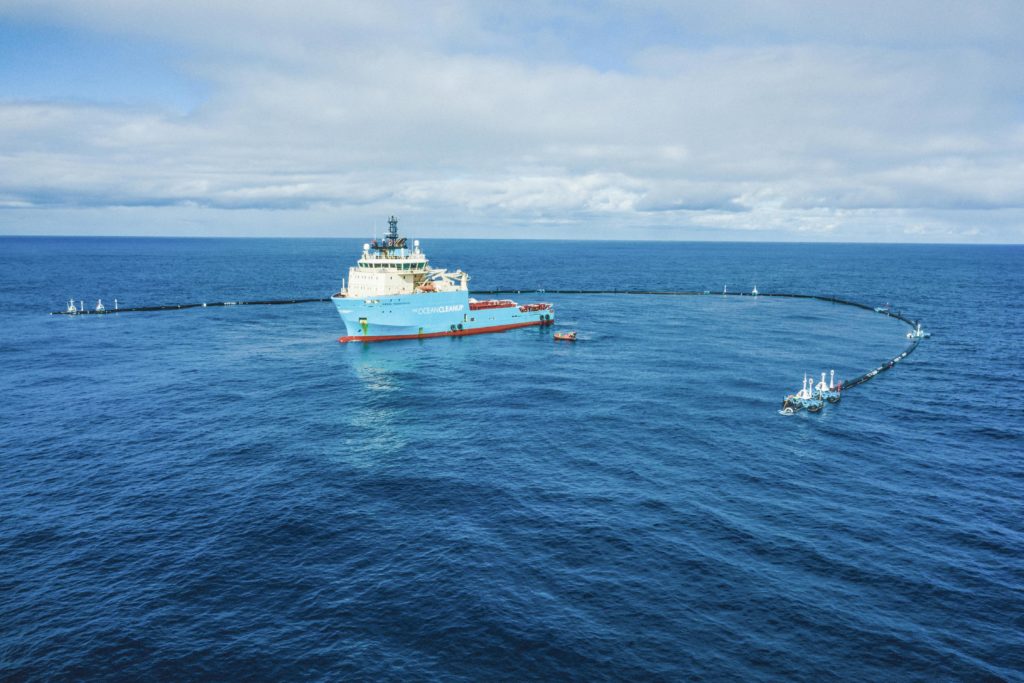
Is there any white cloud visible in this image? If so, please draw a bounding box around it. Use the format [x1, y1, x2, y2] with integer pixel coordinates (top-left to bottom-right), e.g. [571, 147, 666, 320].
[1, 1, 1022, 241]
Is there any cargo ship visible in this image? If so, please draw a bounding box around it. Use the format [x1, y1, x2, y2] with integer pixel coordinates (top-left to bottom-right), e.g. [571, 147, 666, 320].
[331, 217, 554, 342]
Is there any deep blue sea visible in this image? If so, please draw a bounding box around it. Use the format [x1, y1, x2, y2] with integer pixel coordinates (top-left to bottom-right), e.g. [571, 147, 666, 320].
[1, 237, 1022, 681]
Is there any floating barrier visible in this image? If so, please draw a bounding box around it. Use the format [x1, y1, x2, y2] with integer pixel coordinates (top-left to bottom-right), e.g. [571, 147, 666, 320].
[51, 297, 330, 315]
[474, 288, 927, 405]
[51, 287, 926, 410]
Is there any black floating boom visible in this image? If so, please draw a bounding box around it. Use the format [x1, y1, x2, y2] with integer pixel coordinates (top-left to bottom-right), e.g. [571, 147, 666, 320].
[474, 289, 925, 392]
[51, 298, 330, 315]
[52, 288, 924, 394]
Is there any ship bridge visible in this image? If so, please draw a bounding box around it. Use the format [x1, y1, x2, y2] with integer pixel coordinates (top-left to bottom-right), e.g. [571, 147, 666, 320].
[336, 217, 468, 298]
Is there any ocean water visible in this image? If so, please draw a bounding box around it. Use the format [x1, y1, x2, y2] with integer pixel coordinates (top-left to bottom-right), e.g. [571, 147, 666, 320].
[1, 237, 1022, 681]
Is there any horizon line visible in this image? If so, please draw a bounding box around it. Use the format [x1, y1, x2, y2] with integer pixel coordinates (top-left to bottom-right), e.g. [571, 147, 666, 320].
[0, 233, 1020, 247]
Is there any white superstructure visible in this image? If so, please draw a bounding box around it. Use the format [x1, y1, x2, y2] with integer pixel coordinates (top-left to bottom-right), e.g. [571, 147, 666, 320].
[336, 218, 469, 298]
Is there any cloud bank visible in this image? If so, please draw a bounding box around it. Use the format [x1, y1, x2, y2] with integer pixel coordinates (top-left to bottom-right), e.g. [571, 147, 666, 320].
[1, 1, 1022, 241]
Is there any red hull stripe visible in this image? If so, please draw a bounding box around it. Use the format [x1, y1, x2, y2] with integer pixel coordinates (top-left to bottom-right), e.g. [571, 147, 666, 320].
[339, 320, 548, 343]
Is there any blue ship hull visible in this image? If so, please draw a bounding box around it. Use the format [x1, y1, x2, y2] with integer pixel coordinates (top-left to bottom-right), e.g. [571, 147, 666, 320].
[332, 290, 554, 342]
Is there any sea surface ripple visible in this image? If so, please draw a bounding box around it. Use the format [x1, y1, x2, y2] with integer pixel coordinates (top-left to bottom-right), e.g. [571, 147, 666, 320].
[1, 238, 1022, 681]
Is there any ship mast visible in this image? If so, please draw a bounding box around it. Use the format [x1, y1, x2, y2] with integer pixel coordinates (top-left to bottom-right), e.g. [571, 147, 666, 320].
[386, 216, 398, 245]
[372, 215, 407, 254]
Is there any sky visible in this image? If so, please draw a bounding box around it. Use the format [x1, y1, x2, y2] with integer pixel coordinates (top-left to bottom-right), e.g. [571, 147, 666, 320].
[1, 1, 1022, 242]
